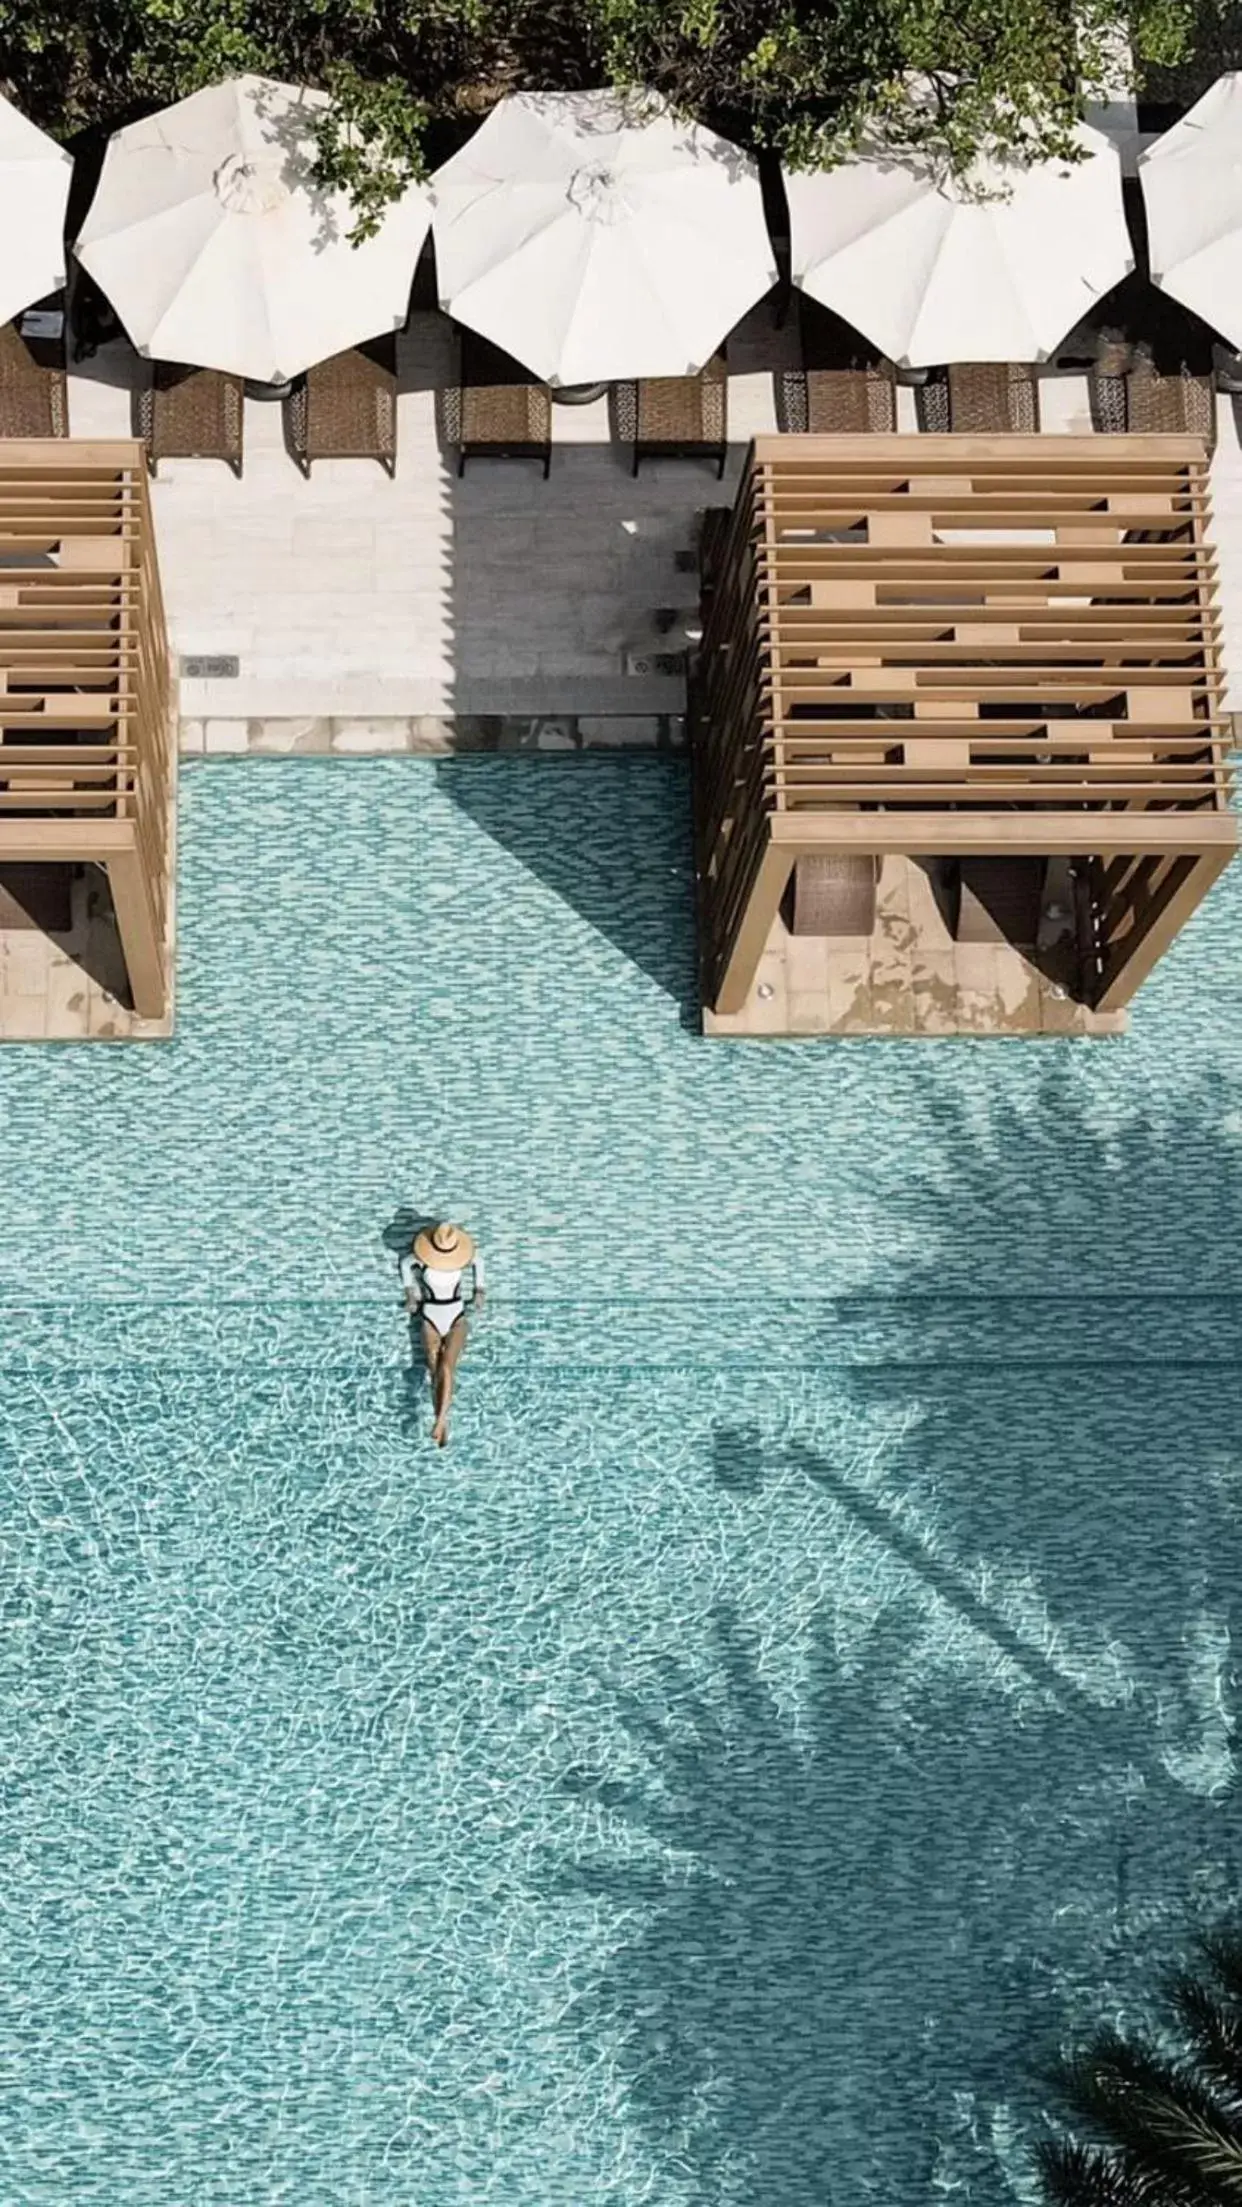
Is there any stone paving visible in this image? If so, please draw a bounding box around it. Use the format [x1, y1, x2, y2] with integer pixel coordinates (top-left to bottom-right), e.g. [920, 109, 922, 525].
[63, 308, 1242, 749]
[67, 303, 802, 737]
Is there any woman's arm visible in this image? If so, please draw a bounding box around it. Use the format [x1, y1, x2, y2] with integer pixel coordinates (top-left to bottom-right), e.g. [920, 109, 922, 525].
[399, 1254, 422, 1313]
[471, 1248, 486, 1306]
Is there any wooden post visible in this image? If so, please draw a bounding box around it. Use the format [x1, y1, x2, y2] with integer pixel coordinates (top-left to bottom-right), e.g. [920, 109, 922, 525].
[1095, 847, 1234, 1011]
[714, 840, 793, 1015]
[106, 844, 166, 1019]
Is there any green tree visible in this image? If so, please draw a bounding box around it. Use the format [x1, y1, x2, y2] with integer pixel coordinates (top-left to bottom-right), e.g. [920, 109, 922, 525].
[1038, 1936, 1242, 2206]
[0, 0, 1232, 234]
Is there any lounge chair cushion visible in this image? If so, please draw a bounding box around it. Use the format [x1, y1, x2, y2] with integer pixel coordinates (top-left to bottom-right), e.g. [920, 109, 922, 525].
[0, 317, 68, 439]
[805, 364, 896, 433]
[632, 355, 727, 468]
[791, 854, 877, 937]
[137, 364, 244, 475]
[947, 362, 1039, 433]
[287, 336, 397, 473]
[1126, 360, 1215, 447]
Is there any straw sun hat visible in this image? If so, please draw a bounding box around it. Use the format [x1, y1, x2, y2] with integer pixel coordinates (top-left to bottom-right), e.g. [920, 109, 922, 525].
[414, 1221, 475, 1268]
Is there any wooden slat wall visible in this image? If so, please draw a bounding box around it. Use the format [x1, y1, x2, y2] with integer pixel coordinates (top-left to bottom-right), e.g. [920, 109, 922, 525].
[0, 442, 173, 1017]
[690, 435, 1237, 1015]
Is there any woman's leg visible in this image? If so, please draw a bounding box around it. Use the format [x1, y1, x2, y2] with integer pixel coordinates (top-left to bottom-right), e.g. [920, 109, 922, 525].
[432, 1315, 468, 1446]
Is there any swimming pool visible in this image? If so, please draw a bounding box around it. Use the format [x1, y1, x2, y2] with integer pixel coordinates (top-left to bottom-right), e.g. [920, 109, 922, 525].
[1, 757, 1240, 2206]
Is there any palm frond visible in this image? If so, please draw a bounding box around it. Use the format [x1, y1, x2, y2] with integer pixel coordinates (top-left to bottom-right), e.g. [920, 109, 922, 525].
[1034, 2136, 1160, 2205]
[1172, 1978, 1242, 2111]
[1200, 1939, 1242, 2018]
[1058, 2031, 1242, 2202]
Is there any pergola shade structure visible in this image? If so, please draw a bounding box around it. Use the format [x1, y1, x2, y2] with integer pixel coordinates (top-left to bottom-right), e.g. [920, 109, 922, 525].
[0, 442, 173, 1021]
[691, 435, 1235, 1034]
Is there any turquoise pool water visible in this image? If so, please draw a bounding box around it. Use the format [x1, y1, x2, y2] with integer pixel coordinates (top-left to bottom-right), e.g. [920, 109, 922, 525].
[1, 756, 1240, 2206]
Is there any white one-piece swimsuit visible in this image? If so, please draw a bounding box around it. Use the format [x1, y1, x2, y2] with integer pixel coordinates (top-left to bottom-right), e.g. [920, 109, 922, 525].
[418, 1264, 466, 1339]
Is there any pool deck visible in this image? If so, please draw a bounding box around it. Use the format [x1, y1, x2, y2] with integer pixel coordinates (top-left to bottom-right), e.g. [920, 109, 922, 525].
[703, 858, 1127, 1039]
[58, 301, 1242, 741]
[4, 296, 1242, 1040]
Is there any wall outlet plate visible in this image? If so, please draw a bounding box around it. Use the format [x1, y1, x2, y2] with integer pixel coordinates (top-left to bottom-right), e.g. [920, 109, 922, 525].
[181, 654, 239, 679]
[624, 648, 687, 678]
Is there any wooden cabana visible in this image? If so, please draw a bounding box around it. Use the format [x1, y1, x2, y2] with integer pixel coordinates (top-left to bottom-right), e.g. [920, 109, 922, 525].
[691, 435, 1236, 1036]
[0, 440, 173, 1027]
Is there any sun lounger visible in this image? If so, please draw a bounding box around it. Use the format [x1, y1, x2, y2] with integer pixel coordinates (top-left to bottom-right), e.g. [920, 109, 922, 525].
[955, 858, 1045, 947]
[0, 312, 68, 438]
[917, 362, 1039, 432]
[778, 305, 896, 433]
[791, 854, 877, 937]
[136, 362, 244, 475]
[948, 362, 1039, 432]
[803, 361, 896, 433]
[629, 354, 728, 476]
[445, 330, 551, 476]
[1088, 326, 1216, 447]
[285, 335, 398, 476]
[1124, 348, 1216, 448]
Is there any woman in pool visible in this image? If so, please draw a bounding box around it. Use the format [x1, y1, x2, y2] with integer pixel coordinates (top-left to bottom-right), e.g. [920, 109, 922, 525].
[401, 1222, 485, 1447]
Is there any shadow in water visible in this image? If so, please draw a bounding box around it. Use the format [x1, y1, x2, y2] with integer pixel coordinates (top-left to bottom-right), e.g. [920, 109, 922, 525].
[549, 1601, 1105, 2207]
[547, 1066, 1242, 2206]
[710, 1425, 766, 1496]
[433, 755, 699, 1023]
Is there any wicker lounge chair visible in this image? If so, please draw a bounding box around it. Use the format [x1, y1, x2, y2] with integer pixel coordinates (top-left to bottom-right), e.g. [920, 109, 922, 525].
[778, 305, 896, 434]
[955, 858, 1045, 948]
[0, 312, 68, 438]
[1125, 347, 1216, 449]
[791, 854, 877, 937]
[285, 335, 398, 476]
[627, 354, 728, 476]
[444, 330, 551, 477]
[1087, 331, 1132, 433]
[1088, 315, 1217, 447]
[135, 363, 244, 476]
[917, 362, 1039, 433]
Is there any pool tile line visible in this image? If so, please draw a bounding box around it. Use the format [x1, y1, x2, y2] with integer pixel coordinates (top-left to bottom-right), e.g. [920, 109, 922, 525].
[180, 714, 687, 756]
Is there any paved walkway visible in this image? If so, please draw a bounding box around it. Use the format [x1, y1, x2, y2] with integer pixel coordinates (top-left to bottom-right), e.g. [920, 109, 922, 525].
[67, 302, 1242, 735]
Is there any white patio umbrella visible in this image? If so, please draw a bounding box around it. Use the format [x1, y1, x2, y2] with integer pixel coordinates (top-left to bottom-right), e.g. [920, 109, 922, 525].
[786, 118, 1132, 368]
[74, 75, 432, 382]
[429, 89, 777, 384]
[0, 94, 72, 326]
[1140, 74, 1242, 353]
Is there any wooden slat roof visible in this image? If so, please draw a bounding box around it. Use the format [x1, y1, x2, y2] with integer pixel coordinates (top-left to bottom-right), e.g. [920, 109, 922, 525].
[721, 433, 1230, 825]
[0, 442, 156, 820]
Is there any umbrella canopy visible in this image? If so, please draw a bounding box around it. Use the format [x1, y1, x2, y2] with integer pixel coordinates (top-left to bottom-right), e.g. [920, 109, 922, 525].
[429, 89, 777, 384]
[1141, 73, 1242, 353]
[0, 94, 72, 326]
[75, 75, 432, 382]
[787, 120, 1131, 368]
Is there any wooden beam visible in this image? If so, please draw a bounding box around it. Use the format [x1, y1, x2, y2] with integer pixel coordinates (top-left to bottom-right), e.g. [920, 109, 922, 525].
[769, 811, 1238, 857]
[0, 819, 134, 858]
[1095, 846, 1235, 1011]
[714, 840, 793, 1016]
[105, 845, 166, 1019]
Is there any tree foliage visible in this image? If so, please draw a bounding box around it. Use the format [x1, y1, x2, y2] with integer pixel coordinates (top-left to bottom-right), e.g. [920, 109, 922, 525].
[0, 0, 1233, 232]
[1037, 1935, 1242, 2207]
